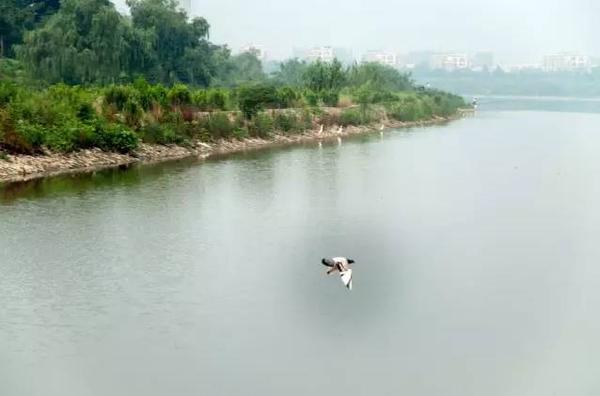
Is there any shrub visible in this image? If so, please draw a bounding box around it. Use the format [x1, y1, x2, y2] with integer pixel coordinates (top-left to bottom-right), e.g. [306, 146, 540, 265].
[104, 85, 135, 111]
[205, 113, 234, 139]
[148, 84, 168, 108]
[207, 89, 227, 111]
[237, 84, 279, 119]
[320, 90, 339, 107]
[274, 112, 299, 133]
[140, 123, 182, 145]
[0, 82, 21, 107]
[304, 90, 319, 106]
[276, 87, 298, 108]
[300, 110, 313, 130]
[123, 98, 143, 127]
[76, 102, 96, 122]
[248, 112, 273, 138]
[388, 100, 419, 122]
[193, 90, 208, 110]
[9, 120, 45, 153]
[339, 108, 364, 126]
[94, 123, 139, 153]
[167, 84, 192, 107]
[232, 126, 249, 140]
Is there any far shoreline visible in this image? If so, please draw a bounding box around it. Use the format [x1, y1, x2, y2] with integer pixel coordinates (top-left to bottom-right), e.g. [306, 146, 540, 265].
[0, 110, 472, 185]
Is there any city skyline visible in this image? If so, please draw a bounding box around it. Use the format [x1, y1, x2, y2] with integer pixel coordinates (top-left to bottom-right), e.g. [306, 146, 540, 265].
[112, 0, 599, 65]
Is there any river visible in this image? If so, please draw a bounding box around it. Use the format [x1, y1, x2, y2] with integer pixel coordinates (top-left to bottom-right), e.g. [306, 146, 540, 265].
[2, 103, 600, 395]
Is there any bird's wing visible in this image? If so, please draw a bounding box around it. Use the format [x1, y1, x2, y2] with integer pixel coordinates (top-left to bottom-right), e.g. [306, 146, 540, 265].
[340, 269, 353, 290]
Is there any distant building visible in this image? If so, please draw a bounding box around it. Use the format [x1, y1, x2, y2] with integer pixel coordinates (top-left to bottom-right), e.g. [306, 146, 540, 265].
[472, 52, 494, 70]
[304, 46, 336, 63]
[241, 44, 268, 62]
[502, 64, 542, 73]
[430, 53, 470, 70]
[362, 50, 397, 67]
[543, 53, 591, 72]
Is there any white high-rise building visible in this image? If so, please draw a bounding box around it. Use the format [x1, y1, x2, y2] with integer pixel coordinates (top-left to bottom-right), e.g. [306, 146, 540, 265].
[543, 53, 591, 72]
[430, 53, 470, 70]
[305, 47, 336, 63]
[362, 50, 397, 67]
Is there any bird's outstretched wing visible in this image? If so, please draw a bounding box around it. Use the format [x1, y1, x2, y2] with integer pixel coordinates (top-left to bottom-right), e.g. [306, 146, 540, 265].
[340, 269, 353, 291]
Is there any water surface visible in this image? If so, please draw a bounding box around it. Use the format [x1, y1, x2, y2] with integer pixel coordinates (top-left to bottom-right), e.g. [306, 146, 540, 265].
[2, 108, 600, 396]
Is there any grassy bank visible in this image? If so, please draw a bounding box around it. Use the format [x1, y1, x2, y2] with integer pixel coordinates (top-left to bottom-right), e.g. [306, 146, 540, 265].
[0, 80, 465, 156]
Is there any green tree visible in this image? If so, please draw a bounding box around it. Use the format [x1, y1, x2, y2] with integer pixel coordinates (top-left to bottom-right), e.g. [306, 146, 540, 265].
[303, 59, 346, 92]
[271, 58, 308, 86]
[16, 0, 141, 84]
[237, 84, 278, 119]
[347, 62, 413, 91]
[0, 0, 35, 58]
[212, 50, 265, 87]
[127, 0, 217, 86]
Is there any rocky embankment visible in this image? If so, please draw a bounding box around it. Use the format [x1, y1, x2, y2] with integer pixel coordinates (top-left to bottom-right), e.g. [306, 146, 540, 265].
[0, 112, 470, 183]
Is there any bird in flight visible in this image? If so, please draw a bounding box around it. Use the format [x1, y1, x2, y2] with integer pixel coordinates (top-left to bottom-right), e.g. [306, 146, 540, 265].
[322, 257, 355, 290]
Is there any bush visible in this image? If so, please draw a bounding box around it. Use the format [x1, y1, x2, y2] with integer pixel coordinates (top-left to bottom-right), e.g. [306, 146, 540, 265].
[104, 85, 135, 111]
[248, 112, 273, 138]
[300, 110, 313, 130]
[167, 84, 192, 107]
[206, 89, 227, 111]
[123, 98, 143, 127]
[320, 90, 340, 107]
[303, 90, 319, 106]
[339, 108, 364, 126]
[94, 123, 139, 153]
[76, 102, 96, 122]
[276, 87, 299, 108]
[193, 90, 208, 110]
[0, 82, 21, 107]
[140, 123, 182, 145]
[237, 84, 279, 119]
[205, 113, 234, 139]
[4, 120, 45, 153]
[273, 112, 299, 133]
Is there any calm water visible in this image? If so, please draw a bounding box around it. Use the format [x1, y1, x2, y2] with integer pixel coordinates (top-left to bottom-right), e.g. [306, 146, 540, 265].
[2, 107, 600, 396]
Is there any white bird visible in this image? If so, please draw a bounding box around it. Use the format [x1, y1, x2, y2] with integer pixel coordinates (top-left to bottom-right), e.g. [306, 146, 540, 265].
[337, 126, 343, 134]
[380, 124, 385, 131]
[318, 124, 324, 135]
[322, 257, 355, 290]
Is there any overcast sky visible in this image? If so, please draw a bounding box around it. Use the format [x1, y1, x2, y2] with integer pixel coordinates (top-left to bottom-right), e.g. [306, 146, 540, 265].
[115, 0, 599, 64]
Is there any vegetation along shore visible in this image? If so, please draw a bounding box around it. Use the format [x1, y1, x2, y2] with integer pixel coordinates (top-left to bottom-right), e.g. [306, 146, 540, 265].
[0, 0, 467, 183]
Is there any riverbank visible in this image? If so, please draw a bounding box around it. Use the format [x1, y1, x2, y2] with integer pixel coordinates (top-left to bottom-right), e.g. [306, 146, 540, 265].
[0, 111, 470, 184]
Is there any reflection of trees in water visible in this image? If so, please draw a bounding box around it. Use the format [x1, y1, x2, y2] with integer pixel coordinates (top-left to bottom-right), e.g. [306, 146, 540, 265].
[0, 162, 194, 204]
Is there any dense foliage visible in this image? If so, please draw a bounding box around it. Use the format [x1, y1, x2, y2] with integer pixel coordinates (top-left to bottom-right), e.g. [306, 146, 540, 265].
[0, 0, 465, 156]
[0, 79, 465, 155]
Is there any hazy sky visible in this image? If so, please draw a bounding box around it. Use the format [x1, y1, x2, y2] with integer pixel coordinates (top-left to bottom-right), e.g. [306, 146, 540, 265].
[115, 0, 598, 63]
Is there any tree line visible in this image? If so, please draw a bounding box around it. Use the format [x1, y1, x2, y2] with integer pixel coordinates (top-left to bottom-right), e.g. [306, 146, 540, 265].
[0, 0, 465, 155]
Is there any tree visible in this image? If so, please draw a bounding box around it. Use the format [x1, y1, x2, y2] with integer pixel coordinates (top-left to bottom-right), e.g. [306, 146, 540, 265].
[127, 0, 217, 86]
[302, 59, 346, 92]
[16, 0, 141, 84]
[271, 58, 308, 86]
[237, 84, 278, 119]
[0, 0, 61, 58]
[212, 50, 266, 87]
[347, 62, 413, 91]
[0, 1, 34, 58]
